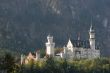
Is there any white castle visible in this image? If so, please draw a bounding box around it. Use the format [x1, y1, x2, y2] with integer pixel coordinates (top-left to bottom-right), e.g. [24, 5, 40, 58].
[21, 25, 100, 64]
[45, 25, 100, 59]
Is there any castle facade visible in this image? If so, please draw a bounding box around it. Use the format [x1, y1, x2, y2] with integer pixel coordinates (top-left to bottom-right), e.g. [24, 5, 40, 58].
[21, 25, 100, 64]
[45, 25, 100, 59]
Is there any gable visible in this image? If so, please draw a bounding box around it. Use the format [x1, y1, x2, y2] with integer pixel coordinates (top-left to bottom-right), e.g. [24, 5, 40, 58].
[67, 39, 73, 48]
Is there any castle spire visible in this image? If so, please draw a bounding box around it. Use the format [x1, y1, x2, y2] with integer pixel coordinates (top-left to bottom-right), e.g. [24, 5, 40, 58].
[90, 22, 94, 32]
[77, 32, 81, 40]
[89, 23, 95, 50]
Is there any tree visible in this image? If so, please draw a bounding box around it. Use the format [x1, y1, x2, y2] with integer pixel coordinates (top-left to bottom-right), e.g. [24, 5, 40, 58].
[0, 53, 20, 73]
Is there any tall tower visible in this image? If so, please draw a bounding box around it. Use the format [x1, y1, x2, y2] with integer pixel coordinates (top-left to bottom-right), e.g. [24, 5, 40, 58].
[45, 35, 55, 57]
[63, 46, 67, 59]
[21, 54, 25, 65]
[35, 50, 40, 60]
[89, 25, 95, 50]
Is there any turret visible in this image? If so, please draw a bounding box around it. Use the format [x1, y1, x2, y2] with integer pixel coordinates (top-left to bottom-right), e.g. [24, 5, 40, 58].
[89, 25, 95, 50]
[63, 46, 67, 59]
[21, 54, 25, 65]
[45, 35, 55, 57]
[36, 50, 40, 60]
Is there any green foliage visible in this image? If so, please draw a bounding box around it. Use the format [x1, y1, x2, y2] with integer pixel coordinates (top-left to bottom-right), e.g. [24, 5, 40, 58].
[0, 53, 20, 73]
[19, 57, 110, 73]
[0, 56, 110, 73]
[0, 48, 20, 58]
[40, 48, 46, 58]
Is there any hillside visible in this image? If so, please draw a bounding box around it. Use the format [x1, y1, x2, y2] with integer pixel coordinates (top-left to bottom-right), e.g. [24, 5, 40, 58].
[0, 0, 110, 56]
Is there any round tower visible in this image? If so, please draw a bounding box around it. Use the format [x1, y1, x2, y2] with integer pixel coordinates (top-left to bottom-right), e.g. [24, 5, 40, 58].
[45, 35, 55, 57]
[36, 50, 40, 60]
[89, 25, 95, 50]
[63, 46, 68, 59]
[21, 54, 25, 65]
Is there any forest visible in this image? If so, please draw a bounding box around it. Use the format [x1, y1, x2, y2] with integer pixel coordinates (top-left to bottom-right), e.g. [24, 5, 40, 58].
[0, 0, 110, 56]
[0, 53, 110, 73]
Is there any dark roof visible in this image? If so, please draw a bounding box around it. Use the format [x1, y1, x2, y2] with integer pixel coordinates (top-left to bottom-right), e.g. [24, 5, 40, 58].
[71, 40, 90, 48]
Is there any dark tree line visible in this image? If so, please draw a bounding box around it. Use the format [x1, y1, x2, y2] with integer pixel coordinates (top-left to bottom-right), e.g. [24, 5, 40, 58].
[0, 53, 20, 73]
[0, 54, 110, 73]
[20, 57, 110, 73]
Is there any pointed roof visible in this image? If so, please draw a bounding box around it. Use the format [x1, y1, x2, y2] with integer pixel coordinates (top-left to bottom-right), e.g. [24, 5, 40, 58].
[48, 33, 53, 37]
[77, 32, 81, 40]
[68, 38, 72, 45]
[90, 24, 93, 30]
[67, 39, 90, 48]
[67, 38, 73, 47]
[90, 23, 95, 33]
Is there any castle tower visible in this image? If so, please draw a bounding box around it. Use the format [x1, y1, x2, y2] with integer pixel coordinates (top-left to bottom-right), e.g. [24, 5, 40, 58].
[45, 35, 55, 57]
[36, 50, 40, 60]
[89, 25, 95, 50]
[21, 54, 25, 65]
[63, 46, 68, 59]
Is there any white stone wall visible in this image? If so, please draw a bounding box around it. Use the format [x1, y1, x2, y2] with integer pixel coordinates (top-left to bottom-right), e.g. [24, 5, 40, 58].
[46, 35, 55, 57]
[63, 46, 100, 59]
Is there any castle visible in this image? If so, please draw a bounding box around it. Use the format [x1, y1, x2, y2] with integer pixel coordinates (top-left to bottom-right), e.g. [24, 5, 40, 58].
[21, 25, 100, 64]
